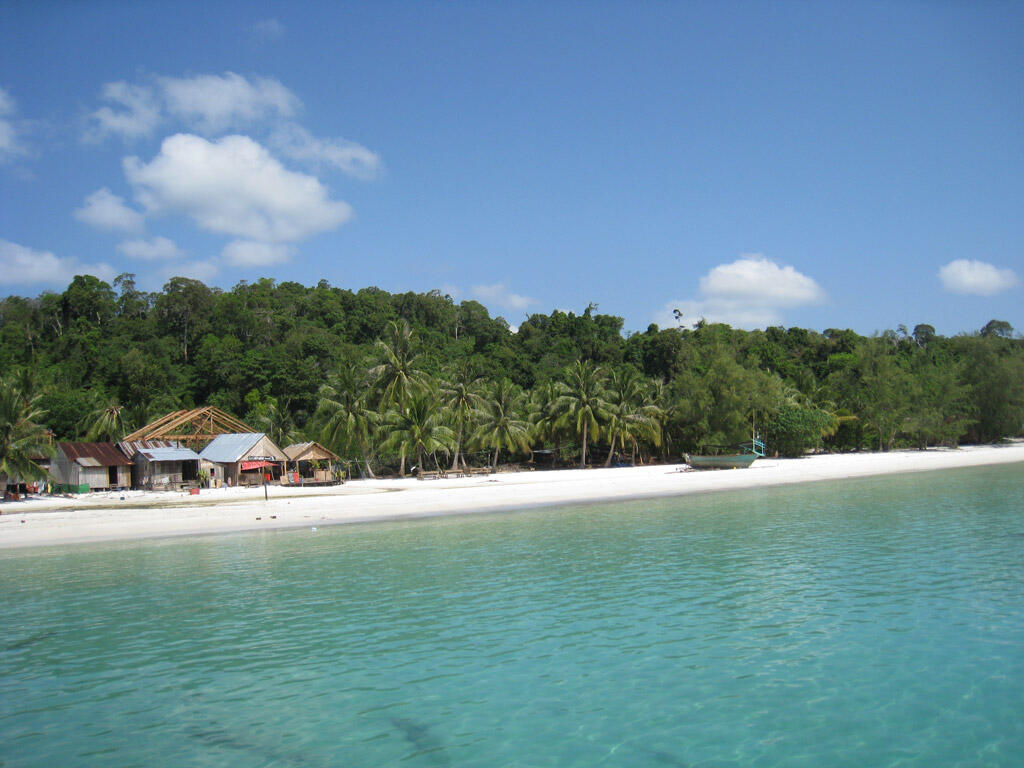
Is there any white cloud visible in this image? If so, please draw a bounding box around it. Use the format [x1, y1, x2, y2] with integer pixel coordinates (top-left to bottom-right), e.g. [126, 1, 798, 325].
[86, 81, 161, 141]
[0, 239, 115, 286]
[117, 236, 182, 260]
[938, 259, 1019, 296]
[656, 254, 824, 330]
[251, 18, 285, 40]
[656, 299, 787, 329]
[159, 72, 299, 133]
[0, 86, 25, 159]
[471, 283, 536, 310]
[222, 240, 293, 267]
[700, 254, 824, 305]
[124, 133, 352, 242]
[160, 260, 219, 283]
[439, 283, 462, 300]
[73, 188, 145, 232]
[271, 123, 381, 180]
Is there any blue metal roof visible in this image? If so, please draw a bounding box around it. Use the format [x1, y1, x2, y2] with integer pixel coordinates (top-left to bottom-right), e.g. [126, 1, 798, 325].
[199, 433, 265, 463]
[137, 447, 200, 462]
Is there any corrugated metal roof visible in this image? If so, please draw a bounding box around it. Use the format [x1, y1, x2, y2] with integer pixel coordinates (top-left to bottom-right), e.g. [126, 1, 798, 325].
[138, 447, 201, 462]
[58, 442, 132, 466]
[118, 439, 178, 457]
[198, 433, 265, 463]
[75, 457, 102, 467]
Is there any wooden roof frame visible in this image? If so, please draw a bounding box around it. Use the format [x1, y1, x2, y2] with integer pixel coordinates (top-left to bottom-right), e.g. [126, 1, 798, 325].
[122, 407, 256, 450]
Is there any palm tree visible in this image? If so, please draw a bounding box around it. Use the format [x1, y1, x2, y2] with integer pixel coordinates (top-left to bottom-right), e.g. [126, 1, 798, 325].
[472, 379, 532, 468]
[647, 379, 675, 461]
[367, 319, 429, 408]
[82, 395, 129, 442]
[251, 396, 303, 449]
[527, 379, 565, 468]
[316, 362, 380, 478]
[603, 367, 661, 466]
[440, 363, 486, 471]
[555, 360, 611, 468]
[0, 376, 52, 487]
[381, 392, 454, 474]
[367, 320, 429, 475]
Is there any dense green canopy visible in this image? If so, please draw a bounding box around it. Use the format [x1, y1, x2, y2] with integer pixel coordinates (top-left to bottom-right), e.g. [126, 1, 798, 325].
[1, 274, 1021, 476]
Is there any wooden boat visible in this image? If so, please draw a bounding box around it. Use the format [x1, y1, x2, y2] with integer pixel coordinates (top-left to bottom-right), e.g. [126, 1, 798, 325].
[684, 452, 759, 469]
[685, 439, 765, 470]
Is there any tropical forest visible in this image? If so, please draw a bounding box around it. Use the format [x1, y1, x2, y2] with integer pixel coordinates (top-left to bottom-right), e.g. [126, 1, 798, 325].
[1, 274, 1022, 478]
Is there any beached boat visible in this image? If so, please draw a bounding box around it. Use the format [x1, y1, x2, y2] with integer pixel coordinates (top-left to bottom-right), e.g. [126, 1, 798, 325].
[685, 439, 765, 470]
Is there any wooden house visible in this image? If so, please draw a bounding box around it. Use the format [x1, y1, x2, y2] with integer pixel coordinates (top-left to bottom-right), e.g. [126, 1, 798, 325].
[118, 440, 201, 490]
[199, 433, 287, 487]
[283, 442, 342, 484]
[52, 442, 132, 492]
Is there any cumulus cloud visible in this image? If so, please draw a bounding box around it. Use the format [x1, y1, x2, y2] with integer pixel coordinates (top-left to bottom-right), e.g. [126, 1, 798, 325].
[0, 86, 24, 158]
[0, 239, 115, 286]
[938, 259, 1019, 296]
[471, 283, 536, 310]
[124, 133, 352, 242]
[656, 254, 825, 329]
[86, 81, 162, 141]
[73, 188, 145, 232]
[117, 236, 182, 260]
[222, 240, 293, 267]
[159, 72, 299, 134]
[271, 123, 381, 180]
[700, 255, 824, 305]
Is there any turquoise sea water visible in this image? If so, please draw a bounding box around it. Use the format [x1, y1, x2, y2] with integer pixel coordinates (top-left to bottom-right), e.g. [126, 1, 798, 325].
[2, 464, 1023, 767]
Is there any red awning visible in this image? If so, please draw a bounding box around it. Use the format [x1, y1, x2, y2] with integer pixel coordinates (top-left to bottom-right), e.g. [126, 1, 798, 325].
[240, 460, 276, 471]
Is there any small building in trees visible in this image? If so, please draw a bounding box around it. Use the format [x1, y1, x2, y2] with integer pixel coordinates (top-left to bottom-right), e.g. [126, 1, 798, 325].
[283, 441, 342, 484]
[199, 433, 287, 487]
[52, 442, 132, 492]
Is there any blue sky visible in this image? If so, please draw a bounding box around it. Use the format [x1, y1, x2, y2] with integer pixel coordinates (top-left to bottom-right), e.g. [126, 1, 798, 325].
[1, 1, 1021, 335]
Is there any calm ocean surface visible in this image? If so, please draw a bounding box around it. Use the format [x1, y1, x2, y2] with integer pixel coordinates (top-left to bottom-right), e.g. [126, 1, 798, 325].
[2, 463, 1023, 767]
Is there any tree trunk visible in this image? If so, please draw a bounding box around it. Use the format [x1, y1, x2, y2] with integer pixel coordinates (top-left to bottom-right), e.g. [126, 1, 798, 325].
[451, 429, 462, 471]
[604, 431, 618, 467]
[399, 445, 406, 476]
[580, 421, 588, 468]
[492, 446, 500, 469]
[358, 438, 376, 479]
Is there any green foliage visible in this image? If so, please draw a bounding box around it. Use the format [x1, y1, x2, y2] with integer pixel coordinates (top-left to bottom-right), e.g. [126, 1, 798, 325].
[763, 405, 835, 457]
[0, 374, 53, 484]
[1, 275, 1022, 467]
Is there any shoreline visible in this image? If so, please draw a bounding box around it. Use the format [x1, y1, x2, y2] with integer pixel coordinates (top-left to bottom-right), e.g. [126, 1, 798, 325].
[2, 443, 1023, 551]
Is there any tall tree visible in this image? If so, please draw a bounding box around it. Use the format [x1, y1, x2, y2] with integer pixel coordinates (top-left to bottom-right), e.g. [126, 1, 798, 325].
[382, 392, 454, 474]
[0, 376, 53, 486]
[603, 366, 661, 466]
[368, 319, 430, 475]
[440, 363, 486, 471]
[316, 362, 380, 478]
[82, 396, 129, 442]
[471, 379, 532, 468]
[555, 360, 611, 468]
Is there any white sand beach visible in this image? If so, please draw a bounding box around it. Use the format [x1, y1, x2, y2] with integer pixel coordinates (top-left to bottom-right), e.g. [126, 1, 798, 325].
[2, 443, 1022, 550]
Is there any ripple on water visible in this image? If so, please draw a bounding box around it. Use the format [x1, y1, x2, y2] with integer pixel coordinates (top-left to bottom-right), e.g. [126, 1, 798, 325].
[1, 463, 1023, 767]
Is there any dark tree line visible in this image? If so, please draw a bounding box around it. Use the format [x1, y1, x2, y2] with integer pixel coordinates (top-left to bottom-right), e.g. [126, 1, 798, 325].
[1, 274, 1021, 476]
